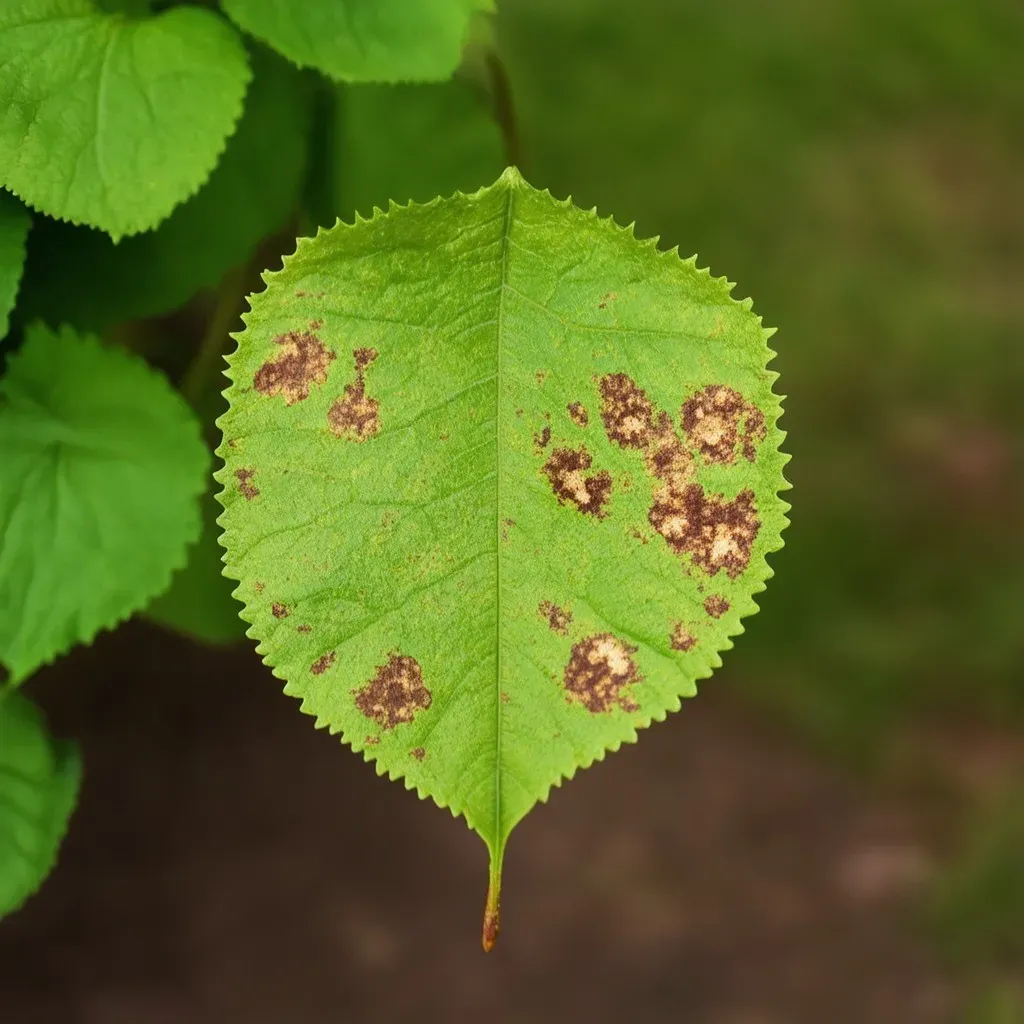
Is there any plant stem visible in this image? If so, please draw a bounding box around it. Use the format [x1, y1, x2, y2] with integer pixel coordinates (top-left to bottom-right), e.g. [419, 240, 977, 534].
[486, 52, 522, 171]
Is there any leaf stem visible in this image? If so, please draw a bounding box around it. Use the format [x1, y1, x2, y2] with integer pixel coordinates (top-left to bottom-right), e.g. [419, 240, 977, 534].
[482, 858, 503, 952]
[485, 52, 522, 171]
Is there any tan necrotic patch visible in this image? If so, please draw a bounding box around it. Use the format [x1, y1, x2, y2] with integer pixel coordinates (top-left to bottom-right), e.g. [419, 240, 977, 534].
[311, 651, 336, 675]
[704, 595, 730, 618]
[568, 401, 589, 427]
[254, 331, 335, 405]
[329, 348, 381, 442]
[564, 633, 642, 713]
[354, 653, 432, 730]
[542, 446, 612, 518]
[681, 385, 767, 464]
[271, 602, 289, 619]
[538, 600, 572, 635]
[670, 623, 697, 651]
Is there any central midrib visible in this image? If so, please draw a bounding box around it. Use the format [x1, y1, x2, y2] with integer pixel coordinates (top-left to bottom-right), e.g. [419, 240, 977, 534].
[492, 182, 516, 850]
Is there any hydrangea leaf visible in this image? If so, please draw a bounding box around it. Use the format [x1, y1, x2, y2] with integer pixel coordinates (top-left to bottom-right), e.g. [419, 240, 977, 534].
[17, 44, 310, 333]
[0, 325, 209, 683]
[215, 168, 789, 948]
[335, 75, 504, 220]
[0, 192, 29, 339]
[0, 693, 81, 920]
[0, 0, 251, 240]
[221, 0, 490, 83]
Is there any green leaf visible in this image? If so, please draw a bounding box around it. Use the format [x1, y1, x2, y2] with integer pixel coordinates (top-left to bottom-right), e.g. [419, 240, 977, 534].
[0, 192, 29, 338]
[221, 0, 489, 83]
[334, 75, 504, 221]
[0, 0, 251, 240]
[16, 44, 311, 333]
[0, 692, 81, 919]
[0, 324, 210, 683]
[215, 168, 789, 946]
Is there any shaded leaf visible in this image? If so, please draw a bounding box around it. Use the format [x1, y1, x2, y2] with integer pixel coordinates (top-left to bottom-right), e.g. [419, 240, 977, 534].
[0, 693, 81, 919]
[222, 0, 489, 83]
[0, 192, 29, 338]
[216, 169, 789, 946]
[0, 0, 250, 239]
[17, 44, 310, 332]
[0, 325, 209, 683]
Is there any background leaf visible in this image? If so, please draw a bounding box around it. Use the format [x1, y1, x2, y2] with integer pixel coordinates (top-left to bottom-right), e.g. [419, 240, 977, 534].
[0, 192, 29, 338]
[221, 0, 489, 83]
[0, 693, 80, 920]
[0, 0, 251, 239]
[216, 169, 788, 943]
[16, 44, 311, 333]
[0, 325, 210, 684]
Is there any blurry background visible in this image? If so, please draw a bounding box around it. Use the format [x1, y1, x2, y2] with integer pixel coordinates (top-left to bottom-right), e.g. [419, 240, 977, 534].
[2, 0, 1023, 1020]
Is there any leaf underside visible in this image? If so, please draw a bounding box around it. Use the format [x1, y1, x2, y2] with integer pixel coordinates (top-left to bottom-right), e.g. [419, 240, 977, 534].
[222, 0, 489, 83]
[216, 168, 789, 946]
[0, 0, 250, 239]
[0, 693, 81, 920]
[0, 325, 210, 684]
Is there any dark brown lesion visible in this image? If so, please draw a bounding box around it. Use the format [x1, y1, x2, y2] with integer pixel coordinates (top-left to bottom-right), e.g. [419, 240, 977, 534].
[234, 468, 259, 500]
[704, 595, 730, 618]
[254, 331, 335, 405]
[328, 348, 381, 442]
[296, 624, 311, 634]
[598, 373, 658, 450]
[538, 600, 572, 635]
[670, 623, 697, 651]
[411, 747, 426, 761]
[564, 633, 642, 713]
[568, 401, 589, 427]
[533, 424, 552, 452]
[354, 653, 432, 730]
[681, 384, 767, 464]
[271, 602, 289, 619]
[311, 651, 336, 675]
[542, 446, 612, 518]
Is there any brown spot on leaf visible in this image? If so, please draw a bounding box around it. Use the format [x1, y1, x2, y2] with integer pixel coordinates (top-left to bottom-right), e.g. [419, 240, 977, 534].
[295, 290, 308, 297]
[564, 633, 642, 713]
[629, 527, 649, 545]
[311, 652, 336, 675]
[309, 319, 324, 331]
[681, 385, 767, 464]
[500, 691, 510, 705]
[254, 582, 265, 593]
[254, 331, 335, 405]
[297, 624, 311, 633]
[411, 747, 426, 761]
[354, 653, 432, 730]
[500, 518, 515, 542]
[536, 370, 548, 386]
[598, 291, 617, 309]
[538, 600, 572, 635]
[235, 468, 259, 500]
[649, 484, 760, 578]
[329, 349, 381, 442]
[704, 595, 730, 618]
[365, 735, 379, 745]
[534, 424, 552, 452]
[542, 446, 612, 518]
[271, 602, 289, 619]
[598, 373, 657, 450]
[567, 401, 589, 427]
[670, 623, 697, 651]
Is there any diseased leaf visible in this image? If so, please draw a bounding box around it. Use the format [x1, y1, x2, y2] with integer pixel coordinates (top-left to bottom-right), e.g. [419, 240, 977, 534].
[17, 45, 310, 332]
[0, 0, 250, 240]
[335, 75, 504, 220]
[216, 168, 789, 947]
[0, 192, 29, 339]
[0, 325, 209, 683]
[222, 0, 489, 83]
[0, 693, 81, 920]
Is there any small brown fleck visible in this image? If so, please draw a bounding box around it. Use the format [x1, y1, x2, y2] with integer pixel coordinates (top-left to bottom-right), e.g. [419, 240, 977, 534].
[681, 385, 767, 465]
[515, 408, 524, 417]
[353, 347, 379, 372]
[311, 651, 336, 675]
[534, 424, 552, 452]
[538, 600, 572, 635]
[411, 747, 426, 761]
[500, 518, 515, 542]
[598, 290, 618, 309]
[704, 595, 730, 618]
[254, 331, 335, 405]
[354, 653, 432, 730]
[542, 446, 612, 518]
[254, 581, 265, 593]
[297, 624, 311, 633]
[567, 401, 589, 427]
[271, 602, 289, 619]
[536, 370, 548, 386]
[649, 483, 760, 577]
[295, 290, 308, 297]
[227, 438, 237, 449]
[439, 432, 450, 441]
[235, 468, 259, 500]
[670, 623, 697, 651]
[309, 318, 324, 331]
[564, 633, 642, 713]
[365, 735, 379, 745]
[629, 527, 649, 545]
[500, 691, 510, 705]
